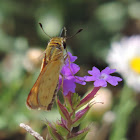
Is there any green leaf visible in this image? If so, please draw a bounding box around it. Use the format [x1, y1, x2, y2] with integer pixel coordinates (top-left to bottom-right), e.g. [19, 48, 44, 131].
[56, 124, 69, 136]
[47, 124, 57, 140]
[47, 122, 64, 140]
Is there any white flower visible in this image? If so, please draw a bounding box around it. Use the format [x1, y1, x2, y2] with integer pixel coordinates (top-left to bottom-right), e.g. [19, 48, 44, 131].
[107, 35, 140, 92]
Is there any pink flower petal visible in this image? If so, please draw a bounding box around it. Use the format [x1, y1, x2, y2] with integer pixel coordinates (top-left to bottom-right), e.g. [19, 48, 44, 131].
[101, 67, 116, 75]
[106, 75, 122, 86]
[94, 79, 107, 87]
[88, 67, 100, 76]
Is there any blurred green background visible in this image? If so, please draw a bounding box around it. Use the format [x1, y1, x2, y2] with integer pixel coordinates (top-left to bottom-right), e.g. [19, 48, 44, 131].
[0, 0, 140, 140]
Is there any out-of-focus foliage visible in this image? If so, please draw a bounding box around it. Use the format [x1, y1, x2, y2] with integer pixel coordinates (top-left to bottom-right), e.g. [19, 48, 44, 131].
[0, 0, 140, 140]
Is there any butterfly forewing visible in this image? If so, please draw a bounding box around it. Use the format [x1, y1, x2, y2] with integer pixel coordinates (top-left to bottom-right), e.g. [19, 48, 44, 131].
[38, 60, 63, 110]
[26, 37, 66, 110]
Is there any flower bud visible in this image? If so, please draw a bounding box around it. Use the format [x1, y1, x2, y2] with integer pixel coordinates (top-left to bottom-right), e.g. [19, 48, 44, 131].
[72, 105, 90, 127]
[57, 99, 70, 121]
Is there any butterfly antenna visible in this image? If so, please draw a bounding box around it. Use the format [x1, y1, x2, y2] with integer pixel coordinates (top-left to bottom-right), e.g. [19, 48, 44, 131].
[39, 23, 51, 39]
[66, 28, 83, 40]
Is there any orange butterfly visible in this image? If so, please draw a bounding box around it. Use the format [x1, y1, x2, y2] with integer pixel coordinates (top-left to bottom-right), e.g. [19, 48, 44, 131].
[26, 23, 82, 110]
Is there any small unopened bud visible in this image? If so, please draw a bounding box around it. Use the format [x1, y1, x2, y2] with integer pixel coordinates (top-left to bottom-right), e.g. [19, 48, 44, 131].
[72, 105, 90, 127]
[57, 99, 70, 121]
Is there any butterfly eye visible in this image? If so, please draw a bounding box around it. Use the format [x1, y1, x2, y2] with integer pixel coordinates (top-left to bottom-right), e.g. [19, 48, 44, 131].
[63, 41, 66, 49]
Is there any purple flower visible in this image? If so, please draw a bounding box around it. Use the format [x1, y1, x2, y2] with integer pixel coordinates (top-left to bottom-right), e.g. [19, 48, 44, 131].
[85, 67, 122, 87]
[65, 52, 77, 63]
[59, 52, 86, 96]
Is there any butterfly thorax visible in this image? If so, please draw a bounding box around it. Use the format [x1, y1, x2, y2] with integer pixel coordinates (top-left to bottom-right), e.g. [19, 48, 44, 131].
[45, 37, 66, 62]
